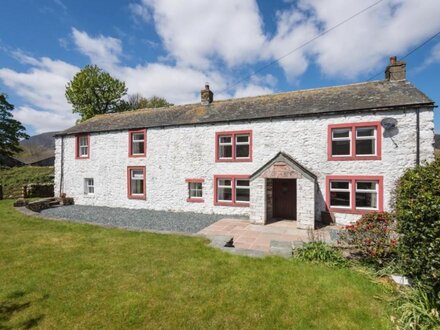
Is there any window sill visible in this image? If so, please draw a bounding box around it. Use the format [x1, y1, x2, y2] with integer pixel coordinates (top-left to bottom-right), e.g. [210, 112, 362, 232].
[128, 195, 146, 200]
[129, 154, 146, 158]
[214, 201, 250, 207]
[187, 198, 204, 203]
[329, 207, 381, 215]
[75, 156, 90, 160]
[216, 158, 252, 163]
[328, 155, 381, 161]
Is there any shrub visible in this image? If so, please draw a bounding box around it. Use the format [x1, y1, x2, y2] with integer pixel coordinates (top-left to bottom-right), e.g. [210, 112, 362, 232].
[394, 157, 440, 303]
[393, 286, 440, 330]
[338, 212, 397, 267]
[293, 241, 348, 267]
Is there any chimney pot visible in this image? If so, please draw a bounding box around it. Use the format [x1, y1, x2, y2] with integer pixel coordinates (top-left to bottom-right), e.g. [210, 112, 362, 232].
[201, 83, 213, 105]
[385, 56, 406, 81]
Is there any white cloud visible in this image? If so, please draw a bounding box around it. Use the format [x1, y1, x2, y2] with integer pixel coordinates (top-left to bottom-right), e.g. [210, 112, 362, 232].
[71, 28, 122, 71]
[71, 29, 269, 105]
[234, 84, 273, 98]
[129, 3, 151, 23]
[419, 41, 440, 69]
[276, 0, 440, 79]
[0, 54, 79, 115]
[140, 0, 266, 68]
[13, 106, 77, 134]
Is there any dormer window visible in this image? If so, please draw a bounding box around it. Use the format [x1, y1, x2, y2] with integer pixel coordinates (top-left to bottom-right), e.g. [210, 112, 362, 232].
[129, 129, 147, 157]
[215, 130, 252, 162]
[75, 134, 90, 159]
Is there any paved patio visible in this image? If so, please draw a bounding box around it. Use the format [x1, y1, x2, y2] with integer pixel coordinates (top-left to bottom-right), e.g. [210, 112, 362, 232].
[198, 218, 334, 253]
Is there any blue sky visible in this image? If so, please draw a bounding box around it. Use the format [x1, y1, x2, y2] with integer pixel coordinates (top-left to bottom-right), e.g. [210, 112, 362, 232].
[0, 0, 439, 135]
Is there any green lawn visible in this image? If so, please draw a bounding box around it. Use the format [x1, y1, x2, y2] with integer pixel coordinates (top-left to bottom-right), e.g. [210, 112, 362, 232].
[0, 200, 392, 329]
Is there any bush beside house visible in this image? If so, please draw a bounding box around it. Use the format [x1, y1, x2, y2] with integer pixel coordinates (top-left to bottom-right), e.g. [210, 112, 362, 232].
[394, 157, 440, 305]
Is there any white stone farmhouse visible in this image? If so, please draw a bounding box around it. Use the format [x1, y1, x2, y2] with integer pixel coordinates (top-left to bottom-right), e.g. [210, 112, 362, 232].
[54, 58, 435, 228]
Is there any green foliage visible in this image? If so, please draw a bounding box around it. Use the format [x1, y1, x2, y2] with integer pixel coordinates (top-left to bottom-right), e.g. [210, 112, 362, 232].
[393, 286, 440, 330]
[0, 166, 53, 198]
[395, 157, 440, 303]
[119, 93, 173, 111]
[65, 65, 127, 122]
[293, 241, 348, 267]
[0, 93, 28, 158]
[338, 212, 397, 267]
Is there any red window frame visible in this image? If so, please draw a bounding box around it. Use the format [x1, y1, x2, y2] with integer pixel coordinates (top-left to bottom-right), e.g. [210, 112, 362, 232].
[327, 122, 382, 161]
[128, 129, 147, 158]
[215, 130, 252, 162]
[75, 134, 90, 159]
[186, 178, 204, 203]
[214, 175, 250, 207]
[326, 175, 383, 214]
[127, 166, 146, 200]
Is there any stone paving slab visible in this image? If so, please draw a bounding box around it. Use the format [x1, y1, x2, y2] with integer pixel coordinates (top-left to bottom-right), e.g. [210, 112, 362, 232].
[199, 219, 333, 253]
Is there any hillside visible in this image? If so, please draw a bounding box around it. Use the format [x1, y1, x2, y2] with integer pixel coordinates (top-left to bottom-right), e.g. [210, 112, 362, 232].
[0, 166, 54, 198]
[15, 131, 58, 164]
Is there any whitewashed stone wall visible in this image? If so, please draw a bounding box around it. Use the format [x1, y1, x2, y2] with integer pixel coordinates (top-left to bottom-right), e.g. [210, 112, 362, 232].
[55, 107, 435, 226]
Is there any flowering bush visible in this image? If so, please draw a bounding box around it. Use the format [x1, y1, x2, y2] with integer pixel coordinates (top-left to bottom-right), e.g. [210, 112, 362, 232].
[338, 212, 397, 266]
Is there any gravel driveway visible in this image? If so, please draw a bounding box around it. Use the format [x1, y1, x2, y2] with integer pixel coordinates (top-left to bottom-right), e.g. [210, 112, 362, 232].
[40, 205, 240, 234]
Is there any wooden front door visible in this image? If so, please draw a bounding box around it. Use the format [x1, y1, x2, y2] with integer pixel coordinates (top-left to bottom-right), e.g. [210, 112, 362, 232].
[273, 179, 297, 220]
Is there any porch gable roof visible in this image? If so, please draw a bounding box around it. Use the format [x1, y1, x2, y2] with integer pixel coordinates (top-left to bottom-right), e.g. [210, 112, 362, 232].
[250, 152, 317, 182]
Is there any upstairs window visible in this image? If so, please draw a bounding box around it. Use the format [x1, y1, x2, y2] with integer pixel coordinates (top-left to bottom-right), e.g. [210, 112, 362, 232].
[214, 175, 250, 207]
[84, 178, 94, 195]
[326, 176, 383, 214]
[186, 179, 204, 202]
[75, 134, 90, 159]
[216, 130, 252, 162]
[128, 166, 146, 199]
[129, 129, 146, 157]
[328, 122, 381, 160]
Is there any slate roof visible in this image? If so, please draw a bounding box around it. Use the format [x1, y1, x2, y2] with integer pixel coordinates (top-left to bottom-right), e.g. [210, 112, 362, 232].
[57, 80, 434, 136]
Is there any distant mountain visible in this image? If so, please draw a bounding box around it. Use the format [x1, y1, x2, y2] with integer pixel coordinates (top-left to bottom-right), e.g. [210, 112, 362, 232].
[15, 131, 58, 164]
[21, 131, 58, 149]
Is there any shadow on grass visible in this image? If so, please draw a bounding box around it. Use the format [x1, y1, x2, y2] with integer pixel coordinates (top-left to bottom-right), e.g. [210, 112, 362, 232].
[0, 290, 46, 329]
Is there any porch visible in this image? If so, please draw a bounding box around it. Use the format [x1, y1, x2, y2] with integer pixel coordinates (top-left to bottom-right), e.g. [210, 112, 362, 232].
[249, 152, 317, 229]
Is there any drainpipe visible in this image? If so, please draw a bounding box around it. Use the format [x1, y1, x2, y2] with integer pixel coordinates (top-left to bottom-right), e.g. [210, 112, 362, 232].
[416, 109, 420, 166]
[59, 136, 64, 196]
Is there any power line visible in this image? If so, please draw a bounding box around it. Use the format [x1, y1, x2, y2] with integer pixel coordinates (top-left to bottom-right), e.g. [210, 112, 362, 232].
[367, 29, 440, 81]
[220, 0, 385, 93]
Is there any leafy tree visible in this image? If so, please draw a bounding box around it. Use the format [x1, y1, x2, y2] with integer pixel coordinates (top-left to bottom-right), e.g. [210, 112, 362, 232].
[65, 65, 127, 122]
[0, 93, 28, 158]
[120, 94, 173, 111]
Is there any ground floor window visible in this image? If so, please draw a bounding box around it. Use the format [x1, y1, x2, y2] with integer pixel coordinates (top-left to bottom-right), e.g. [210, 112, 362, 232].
[84, 178, 94, 195]
[214, 175, 250, 207]
[326, 175, 383, 214]
[128, 166, 146, 199]
[186, 179, 204, 202]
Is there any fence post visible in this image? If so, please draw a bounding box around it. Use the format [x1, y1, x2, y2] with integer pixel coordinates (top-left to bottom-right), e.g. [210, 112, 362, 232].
[22, 185, 27, 199]
[0, 185, 3, 200]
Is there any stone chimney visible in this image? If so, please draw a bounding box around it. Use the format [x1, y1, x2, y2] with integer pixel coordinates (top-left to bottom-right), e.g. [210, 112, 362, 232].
[385, 56, 406, 81]
[201, 83, 213, 105]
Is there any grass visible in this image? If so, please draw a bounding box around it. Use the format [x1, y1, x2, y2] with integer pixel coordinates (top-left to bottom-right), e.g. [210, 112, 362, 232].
[0, 166, 54, 198]
[0, 200, 393, 329]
